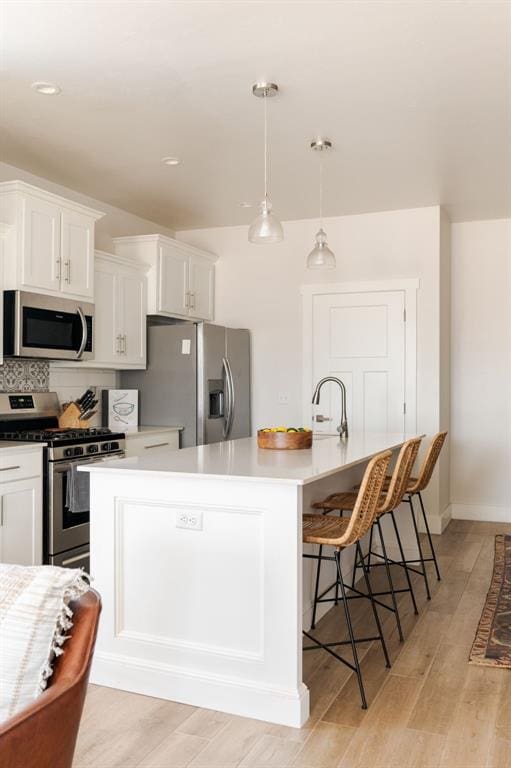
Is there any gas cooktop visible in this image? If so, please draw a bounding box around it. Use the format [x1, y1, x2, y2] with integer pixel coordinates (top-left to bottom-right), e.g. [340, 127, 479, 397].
[0, 426, 117, 443]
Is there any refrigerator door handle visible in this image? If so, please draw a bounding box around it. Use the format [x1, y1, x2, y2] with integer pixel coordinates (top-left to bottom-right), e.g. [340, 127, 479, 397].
[222, 356, 235, 439]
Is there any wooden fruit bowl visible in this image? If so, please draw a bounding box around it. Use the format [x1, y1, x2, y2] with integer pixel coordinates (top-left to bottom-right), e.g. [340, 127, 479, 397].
[257, 430, 313, 450]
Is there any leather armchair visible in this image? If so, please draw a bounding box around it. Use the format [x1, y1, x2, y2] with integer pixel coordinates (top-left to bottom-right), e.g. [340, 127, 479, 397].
[0, 589, 101, 768]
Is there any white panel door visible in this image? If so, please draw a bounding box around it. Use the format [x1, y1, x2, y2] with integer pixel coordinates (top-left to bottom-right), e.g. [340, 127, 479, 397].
[60, 210, 94, 299]
[158, 243, 188, 316]
[120, 271, 146, 366]
[21, 196, 61, 292]
[312, 290, 406, 434]
[189, 255, 214, 320]
[0, 479, 42, 565]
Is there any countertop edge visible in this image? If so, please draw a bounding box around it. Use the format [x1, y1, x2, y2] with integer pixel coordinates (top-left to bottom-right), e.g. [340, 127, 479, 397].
[79, 436, 411, 485]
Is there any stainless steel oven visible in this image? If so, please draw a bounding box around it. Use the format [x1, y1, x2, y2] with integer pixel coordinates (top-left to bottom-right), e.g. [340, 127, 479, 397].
[3, 290, 94, 360]
[47, 446, 125, 562]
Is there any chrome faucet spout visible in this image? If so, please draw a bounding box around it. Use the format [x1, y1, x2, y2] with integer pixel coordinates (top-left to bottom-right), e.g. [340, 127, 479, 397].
[311, 376, 349, 439]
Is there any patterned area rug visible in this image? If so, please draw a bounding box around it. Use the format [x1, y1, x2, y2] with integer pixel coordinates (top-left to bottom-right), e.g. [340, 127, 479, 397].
[470, 534, 511, 668]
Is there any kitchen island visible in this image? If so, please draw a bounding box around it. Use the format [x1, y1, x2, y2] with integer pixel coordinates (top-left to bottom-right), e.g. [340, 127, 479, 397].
[83, 432, 415, 727]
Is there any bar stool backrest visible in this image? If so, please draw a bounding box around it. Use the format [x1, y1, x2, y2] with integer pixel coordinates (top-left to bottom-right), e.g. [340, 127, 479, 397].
[377, 437, 422, 514]
[336, 450, 392, 548]
[409, 431, 448, 493]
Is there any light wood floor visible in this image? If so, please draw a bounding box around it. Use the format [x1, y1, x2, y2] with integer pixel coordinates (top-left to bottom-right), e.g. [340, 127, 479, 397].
[74, 520, 511, 768]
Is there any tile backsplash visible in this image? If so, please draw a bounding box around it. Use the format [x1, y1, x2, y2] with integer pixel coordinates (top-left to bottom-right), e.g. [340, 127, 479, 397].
[0, 360, 119, 427]
[0, 359, 50, 392]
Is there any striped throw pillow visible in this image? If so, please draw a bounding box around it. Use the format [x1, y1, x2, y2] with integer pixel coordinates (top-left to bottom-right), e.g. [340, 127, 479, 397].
[0, 563, 90, 723]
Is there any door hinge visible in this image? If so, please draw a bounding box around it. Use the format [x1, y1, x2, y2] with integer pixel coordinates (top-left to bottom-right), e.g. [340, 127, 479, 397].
[403, 402, 407, 415]
[403, 308, 407, 322]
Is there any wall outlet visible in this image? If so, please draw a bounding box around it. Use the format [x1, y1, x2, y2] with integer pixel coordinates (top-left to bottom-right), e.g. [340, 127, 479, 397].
[278, 393, 289, 404]
[176, 510, 203, 531]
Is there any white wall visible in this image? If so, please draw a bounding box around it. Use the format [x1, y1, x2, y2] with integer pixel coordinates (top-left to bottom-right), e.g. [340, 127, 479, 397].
[178, 205, 449, 524]
[450, 219, 511, 522]
[0, 162, 175, 250]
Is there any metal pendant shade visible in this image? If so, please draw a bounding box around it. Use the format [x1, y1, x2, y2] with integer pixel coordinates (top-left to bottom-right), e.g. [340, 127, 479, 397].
[249, 82, 283, 244]
[307, 139, 336, 269]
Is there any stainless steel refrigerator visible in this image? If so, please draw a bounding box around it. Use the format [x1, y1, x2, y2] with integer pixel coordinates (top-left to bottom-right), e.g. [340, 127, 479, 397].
[120, 322, 251, 447]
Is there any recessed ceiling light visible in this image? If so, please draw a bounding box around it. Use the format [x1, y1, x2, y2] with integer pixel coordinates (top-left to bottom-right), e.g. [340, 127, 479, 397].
[161, 157, 181, 166]
[31, 81, 61, 95]
[239, 202, 253, 208]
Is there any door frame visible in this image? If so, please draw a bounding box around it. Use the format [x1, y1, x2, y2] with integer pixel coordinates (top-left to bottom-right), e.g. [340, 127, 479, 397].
[301, 278, 418, 434]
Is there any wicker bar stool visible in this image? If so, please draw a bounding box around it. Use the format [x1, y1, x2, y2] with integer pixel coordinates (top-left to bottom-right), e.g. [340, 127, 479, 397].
[386, 431, 448, 599]
[352, 431, 447, 600]
[302, 450, 392, 710]
[309, 438, 422, 640]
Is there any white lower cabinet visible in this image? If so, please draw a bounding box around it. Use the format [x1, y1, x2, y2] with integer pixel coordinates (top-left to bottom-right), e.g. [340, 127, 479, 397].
[125, 430, 180, 458]
[0, 450, 43, 566]
[92, 251, 147, 369]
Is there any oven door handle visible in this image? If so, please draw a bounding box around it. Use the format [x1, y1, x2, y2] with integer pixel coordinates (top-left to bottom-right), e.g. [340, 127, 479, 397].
[52, 452, 125, 472]
[76, 307, 88, 359]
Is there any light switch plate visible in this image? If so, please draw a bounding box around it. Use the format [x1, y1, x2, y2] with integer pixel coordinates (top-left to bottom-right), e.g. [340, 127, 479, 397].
[181, 339, 191, 355]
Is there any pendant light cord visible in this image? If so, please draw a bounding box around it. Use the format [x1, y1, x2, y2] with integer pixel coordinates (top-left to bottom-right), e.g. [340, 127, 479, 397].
[264, 92, 268, 202]
[319, 152, 323, 227]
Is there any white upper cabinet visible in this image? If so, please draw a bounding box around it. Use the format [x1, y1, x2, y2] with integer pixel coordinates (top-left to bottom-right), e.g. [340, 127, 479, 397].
[91, 251, 147, 369]
[113, 234, 216, 322]
[0, 181, 103, 301]
[121, 268, 146, 366]
[159, 241, 189, 316]
[188, 253, 214, 320]
[21, 195, 61, 292]
[60, 209, 95, 298]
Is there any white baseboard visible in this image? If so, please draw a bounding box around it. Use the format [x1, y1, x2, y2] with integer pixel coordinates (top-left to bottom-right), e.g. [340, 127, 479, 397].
[92, 651, 309, 728]
[448, 503, 511, 524]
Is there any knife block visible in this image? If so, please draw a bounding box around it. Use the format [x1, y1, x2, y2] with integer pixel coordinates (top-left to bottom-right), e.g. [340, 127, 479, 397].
[59, 402, 89, 429]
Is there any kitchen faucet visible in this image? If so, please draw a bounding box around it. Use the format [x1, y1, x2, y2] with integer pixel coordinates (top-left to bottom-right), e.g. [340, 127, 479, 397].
[312, 377, 349, 439]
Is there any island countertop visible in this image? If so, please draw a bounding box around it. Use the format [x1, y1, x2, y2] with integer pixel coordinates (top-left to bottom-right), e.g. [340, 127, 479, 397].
[80, 431, 418, 485]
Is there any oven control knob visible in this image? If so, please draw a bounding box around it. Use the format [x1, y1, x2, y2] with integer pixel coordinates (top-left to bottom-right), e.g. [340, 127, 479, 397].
[74, 447, 84, 456]
[88, 444, 99, 454]
[109, 442, 119, 451]
[102, 442, 110, 451]
[64, 448, 74, 458]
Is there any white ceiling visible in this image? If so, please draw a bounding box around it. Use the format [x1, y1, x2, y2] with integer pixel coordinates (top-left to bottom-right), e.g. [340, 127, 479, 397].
[1, 1, 510, 230]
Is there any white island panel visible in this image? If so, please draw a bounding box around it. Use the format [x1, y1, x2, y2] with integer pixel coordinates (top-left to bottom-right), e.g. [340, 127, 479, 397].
[89, 470, 308, 726]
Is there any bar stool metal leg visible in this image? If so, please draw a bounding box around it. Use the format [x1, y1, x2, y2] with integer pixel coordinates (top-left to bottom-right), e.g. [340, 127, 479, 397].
[335, 550, 368, 710]
[351, 540, 364, 590]
[389, 510, 419, 615]
[417, 491, 441, 581]
[359, 547, 391, 668]
[311, 544, 323, 630]
[376, 518, 404, 641]
[408, 496, 431, 600]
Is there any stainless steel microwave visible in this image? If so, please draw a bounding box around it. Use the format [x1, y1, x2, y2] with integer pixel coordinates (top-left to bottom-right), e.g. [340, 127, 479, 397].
[3, 291, 94, 361]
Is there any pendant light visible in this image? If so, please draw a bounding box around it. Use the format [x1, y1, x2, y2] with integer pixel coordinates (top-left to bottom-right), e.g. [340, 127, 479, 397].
[248, 82, 283, 244]
[307, 138, 336, 269]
